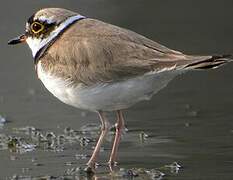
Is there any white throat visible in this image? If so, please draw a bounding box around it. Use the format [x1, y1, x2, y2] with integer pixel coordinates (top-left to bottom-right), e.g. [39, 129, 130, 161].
[26, 15, 85, 58]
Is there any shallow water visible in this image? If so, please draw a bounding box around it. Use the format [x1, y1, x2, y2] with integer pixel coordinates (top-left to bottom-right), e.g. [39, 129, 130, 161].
[1, 1, 233, 179]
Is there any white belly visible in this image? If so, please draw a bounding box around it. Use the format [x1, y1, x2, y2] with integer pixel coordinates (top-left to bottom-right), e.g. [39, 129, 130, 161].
[37, 62, 182, 111]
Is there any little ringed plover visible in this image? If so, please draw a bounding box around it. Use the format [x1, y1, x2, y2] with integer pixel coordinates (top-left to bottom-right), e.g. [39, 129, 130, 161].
[8, 8, 232, 171]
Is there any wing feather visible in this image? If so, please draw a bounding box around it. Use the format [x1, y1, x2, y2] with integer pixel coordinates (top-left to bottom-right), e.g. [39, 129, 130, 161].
[41, 19, 216, 85]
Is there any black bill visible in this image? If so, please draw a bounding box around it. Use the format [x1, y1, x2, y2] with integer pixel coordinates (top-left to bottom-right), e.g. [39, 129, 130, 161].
[8, 34, 27, 45]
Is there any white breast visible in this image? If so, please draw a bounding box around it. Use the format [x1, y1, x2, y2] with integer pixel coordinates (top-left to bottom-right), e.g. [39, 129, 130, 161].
[37, 61, 182, 111]
[37, 62, 73, 104]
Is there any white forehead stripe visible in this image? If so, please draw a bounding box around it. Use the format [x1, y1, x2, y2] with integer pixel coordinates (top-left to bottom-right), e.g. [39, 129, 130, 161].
[26, 15, 86, 58]
[37, 16, 56, 24]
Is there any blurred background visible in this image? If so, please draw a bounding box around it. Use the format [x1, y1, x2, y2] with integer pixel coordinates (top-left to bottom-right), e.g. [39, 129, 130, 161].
[0, 0, 233, 179]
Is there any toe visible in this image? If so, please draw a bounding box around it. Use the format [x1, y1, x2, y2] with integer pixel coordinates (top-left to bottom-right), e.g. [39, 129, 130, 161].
[84, 165, 95, 175]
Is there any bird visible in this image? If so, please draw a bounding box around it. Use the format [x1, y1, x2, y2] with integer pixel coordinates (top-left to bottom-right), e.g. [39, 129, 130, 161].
[8, 8, 232, 171]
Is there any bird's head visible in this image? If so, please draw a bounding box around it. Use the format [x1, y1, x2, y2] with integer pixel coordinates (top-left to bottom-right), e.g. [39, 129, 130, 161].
[8, 8, 85, 58]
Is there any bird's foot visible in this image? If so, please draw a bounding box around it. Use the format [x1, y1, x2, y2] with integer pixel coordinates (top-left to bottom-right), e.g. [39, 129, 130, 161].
[84, 165, 95, 176]
[85, 161, 97, 174]
[108, 160, 118, 172]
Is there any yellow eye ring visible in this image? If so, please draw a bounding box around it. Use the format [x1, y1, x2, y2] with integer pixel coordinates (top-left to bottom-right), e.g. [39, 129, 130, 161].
[31, 22, 44, 34]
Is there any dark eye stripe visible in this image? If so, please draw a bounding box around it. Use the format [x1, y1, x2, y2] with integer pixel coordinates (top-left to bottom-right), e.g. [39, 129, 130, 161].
[26, 15, 57, 38]
[27, 14, 35, 24]
[33, 20, 56, 29]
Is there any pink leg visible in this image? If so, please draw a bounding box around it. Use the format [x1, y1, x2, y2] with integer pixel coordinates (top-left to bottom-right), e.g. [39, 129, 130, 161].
[108, 110, 125, 166]
[87, 111, 109, 169]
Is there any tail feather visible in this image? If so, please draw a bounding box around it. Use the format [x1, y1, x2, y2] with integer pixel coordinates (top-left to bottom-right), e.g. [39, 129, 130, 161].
[184, 54, 233, 70]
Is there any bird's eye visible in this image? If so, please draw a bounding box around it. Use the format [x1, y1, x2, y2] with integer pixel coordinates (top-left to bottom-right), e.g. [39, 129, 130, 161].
[31, 22, 44, 33]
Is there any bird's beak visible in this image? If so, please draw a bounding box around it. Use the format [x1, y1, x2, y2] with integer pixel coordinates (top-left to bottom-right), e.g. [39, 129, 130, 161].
[8, 34, 27, 45]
